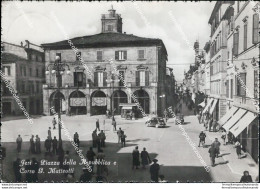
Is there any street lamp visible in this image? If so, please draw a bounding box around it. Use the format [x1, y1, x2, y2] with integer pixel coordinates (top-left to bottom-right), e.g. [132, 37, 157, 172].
[106, 77, 120, 114]
[46, 55, 70, 154]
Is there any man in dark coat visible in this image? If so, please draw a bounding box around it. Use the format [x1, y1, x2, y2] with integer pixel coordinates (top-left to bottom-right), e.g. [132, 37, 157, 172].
[198, 131, 206, 147]
[208, 145, 216, 167]
[212, 138, 221, 158]
[31, 158, 39, 182]
[86, 147, 96, 172]
[13, 158, 22, 182]
[92, 130, 98, 148]
[52, 136, 58, 155]
[96, 119, 100, 131]
[16, 135, 22, 153]
[240, 171, 253, 183]
[45, 137, 51, 153]
[150, 159, 160, 182]
[29, 135, 35, 154]
[35, 135, 41, 154]
[80, 168, 92, 182]
[132, 146, 140, 169]
[98, 130, 106, 148]
[121, 131, 127, 147]
[141, 148, 151, 168]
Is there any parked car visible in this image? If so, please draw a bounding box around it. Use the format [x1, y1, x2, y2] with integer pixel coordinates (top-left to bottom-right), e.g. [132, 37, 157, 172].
[145, 117, 166, 128]
[175, 114, 184, 124]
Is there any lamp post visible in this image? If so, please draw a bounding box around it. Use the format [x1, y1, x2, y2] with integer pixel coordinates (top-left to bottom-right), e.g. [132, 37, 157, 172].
[106, 76, 120, 115]
[46, 55, 70, 154]
[159, 94, 166, 116]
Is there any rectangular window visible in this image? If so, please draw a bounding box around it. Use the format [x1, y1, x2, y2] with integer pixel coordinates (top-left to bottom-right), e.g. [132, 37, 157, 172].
[226, 80, 229, 98]
[119, 71, 125, 86]
[76, 52, 81, 60]
[138, 50, 145, 59]
[244, 24, 247, 50]
[252, 14, 259, 44]
[108, 25, 113, 31]
[98, 72, 103, 87]
[231, 79, 233, 99]
[236, 73, 246, 96]
[254, 70, 259, 99]
[97, 51, 103, 61]
[3, 66, 11, 76]
[233, 32, 239, 56]
[74, 72, 85, 87]
[140, 71, 145, 86]
[115, 51, 127, 60]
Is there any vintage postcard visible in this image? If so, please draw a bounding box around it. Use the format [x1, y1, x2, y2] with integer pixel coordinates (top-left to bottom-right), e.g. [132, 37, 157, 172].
[1, 0, 259, 184]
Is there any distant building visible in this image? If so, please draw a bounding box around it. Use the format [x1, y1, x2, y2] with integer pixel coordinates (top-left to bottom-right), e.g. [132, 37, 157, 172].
[2, 41, 45, 115]
[41, 7, 168, 117]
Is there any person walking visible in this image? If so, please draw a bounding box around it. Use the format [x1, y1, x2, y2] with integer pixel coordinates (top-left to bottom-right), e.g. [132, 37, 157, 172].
[121, 131, 127, 147]
[86, 147, 96, 173]
[48, 127, 52, 140]
[221, 130, 227, 145]
[35, 135, 41, 154]
[45, 137, 51, 154]
[29, 135, 35, 154]
[240, 171, 253, 182]
[96, 119, 100, 131]
[98, 130, 106, 148]
[235, 141, 242, 159]
[31, 158, 39, 182]
[198, 131, 206, 147]
[74, 132, 80, 148]
[52, 136, 58, 155]
[208, 144, 216, 167]
[150, 159, 160, 183]
[212, 119, 217, 132]
[212, 138, 221, 158]
[117, 128, 123, 143]
[52, 117, 57, 129]
[16, 135, 22, 153]
[13, 158, 22, 182]
[92, 130, 98, 148]
[208, 117, 213, 132]
[112, 116, 116, 131]
[141, 148, 151, 169]
[132, 146, 140, 169]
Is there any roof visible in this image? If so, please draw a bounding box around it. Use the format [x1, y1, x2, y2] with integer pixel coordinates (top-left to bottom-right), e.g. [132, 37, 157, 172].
[2, 53, 27, 63]
[41, 32, 167, 55]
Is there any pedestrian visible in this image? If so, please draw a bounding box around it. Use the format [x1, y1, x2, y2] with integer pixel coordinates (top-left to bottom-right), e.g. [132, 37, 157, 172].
[240, 171, 253, 183]
[106, 109, 109, 118]
[29, 135, 35, 154]
[52, 117, 57, 129]
[45, 137, 51, 153]
[132, 146, 140, 169]
[48, 127, 52, 140]
[212, 119, 217, 132]
[121, 131, 127, 147]
[208, 144, 216, 167]
[96, 119, 100, 131]
[235, 141, 242, 159]
[86, 147, 96, 172]
[112, 116, 116, 131]
[52, 136, 58, 155]
[198, 131, 206, 147]
[141, 148, 151, 169]
[150, 159, 160, 183]
[117, 128, 123, 143]
[80, 167, 92, 182]
[13, 158, 22, 182]
[221, 130, 227, 145]
[74, 132, 80, 148]
[92, 130, 98, 148]
[204, 118, 209, 131]
[98, 130, 106, 148]
[31, 158, 39, 182]
[35, 135, 41, 154]
[197, 111, 201, 124]
[16, 135, 22, 153]
[208, 117, 213, 132]
[212, 138, 221, 158]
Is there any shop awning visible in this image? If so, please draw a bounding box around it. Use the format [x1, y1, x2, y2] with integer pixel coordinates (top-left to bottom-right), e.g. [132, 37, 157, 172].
[218, 106, 239, 126]
[202, 98, 213, 114]
[230, 111, 257, 138]
[222, 108, 247, 131]
[209, 99, 218, 115]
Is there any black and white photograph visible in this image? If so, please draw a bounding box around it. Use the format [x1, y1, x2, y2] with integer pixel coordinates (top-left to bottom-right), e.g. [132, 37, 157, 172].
[0, 0, 259, 185]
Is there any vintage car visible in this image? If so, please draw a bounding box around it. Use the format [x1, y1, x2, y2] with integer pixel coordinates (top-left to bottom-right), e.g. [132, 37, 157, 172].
[145, 117, 166, 128]
[175, 114, 184, 124]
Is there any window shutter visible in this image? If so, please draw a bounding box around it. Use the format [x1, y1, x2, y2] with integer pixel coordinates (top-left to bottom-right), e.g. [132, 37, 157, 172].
[145, 71, 149, 86]
[230, 16, 234, 31]
[241, 73, 246, 96]
[233, 33, 239, 56]
[103, 72, 107, 87]
[115, 51, 119, 60]
[252, 14, 259, 44]
[136, 71, 140, 86]
[124, 51, 127, 60]
[244, 24, 247, 50]
[94, 72, 98, 86]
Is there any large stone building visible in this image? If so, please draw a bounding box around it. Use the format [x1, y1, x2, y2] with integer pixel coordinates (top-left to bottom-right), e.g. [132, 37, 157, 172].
[41, 7, 168, 117]
[2, 41, 45, 115]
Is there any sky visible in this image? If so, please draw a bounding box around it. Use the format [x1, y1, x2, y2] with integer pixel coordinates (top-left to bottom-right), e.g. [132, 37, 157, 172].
[2, 1, 215, 81]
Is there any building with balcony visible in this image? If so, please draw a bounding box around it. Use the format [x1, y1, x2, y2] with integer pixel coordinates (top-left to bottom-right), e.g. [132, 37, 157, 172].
[41, 7, 168, 117]
[218, 1, 259, 163]
[2, 41, 45, 115]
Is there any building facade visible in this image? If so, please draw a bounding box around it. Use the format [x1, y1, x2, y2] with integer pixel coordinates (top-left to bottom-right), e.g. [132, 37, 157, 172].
[41, 8, 168, 117]
[2, 41, 45, 115]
